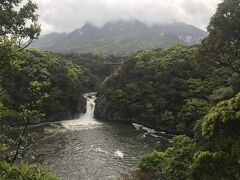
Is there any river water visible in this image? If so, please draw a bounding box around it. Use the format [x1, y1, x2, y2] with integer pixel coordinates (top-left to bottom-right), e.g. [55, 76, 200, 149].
[26, 93, 170, 180]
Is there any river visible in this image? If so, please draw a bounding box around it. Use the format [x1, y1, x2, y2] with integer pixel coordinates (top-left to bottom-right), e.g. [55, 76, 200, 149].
[25, 93, 170, 180]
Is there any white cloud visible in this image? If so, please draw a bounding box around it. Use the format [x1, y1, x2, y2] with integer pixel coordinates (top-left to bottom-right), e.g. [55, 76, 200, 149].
[35, 0, 222, 35]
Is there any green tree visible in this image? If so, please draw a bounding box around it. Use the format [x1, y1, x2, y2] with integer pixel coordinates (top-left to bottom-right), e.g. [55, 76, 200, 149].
[140, 136, 198, 180]
[192, 93, 240, 179]
[10, 80, 46, 164]
[0, 0, 41, 72]
[0, 1, 58, 178]
[177, 98, 209, 134]
[190, 151, 240, 180]
[0, 0, 40, 46]
[197, 0, 240, 74]
[201, 92, 240, 141]
[0, 161, 57, 180]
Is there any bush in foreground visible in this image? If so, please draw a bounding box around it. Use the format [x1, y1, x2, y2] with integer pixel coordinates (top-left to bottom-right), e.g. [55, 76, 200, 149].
[0, 161, 57, 180]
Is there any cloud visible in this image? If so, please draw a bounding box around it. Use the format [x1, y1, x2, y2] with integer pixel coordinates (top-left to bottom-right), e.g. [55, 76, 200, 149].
[35, 0, 222, 35]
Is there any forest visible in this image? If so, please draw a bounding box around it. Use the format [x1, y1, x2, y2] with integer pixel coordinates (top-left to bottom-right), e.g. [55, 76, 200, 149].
[0, 0, 240, 179]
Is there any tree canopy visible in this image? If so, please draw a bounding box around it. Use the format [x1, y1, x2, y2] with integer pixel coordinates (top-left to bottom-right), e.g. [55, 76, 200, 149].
[0, 0, 41, 73]
[95, 45, 233, 134]
[0, 0, 41, 46]
[197, 0, 240, 74]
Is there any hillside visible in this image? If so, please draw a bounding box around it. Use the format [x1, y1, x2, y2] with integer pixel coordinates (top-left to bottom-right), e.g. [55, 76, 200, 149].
[30, 20, 207, 55]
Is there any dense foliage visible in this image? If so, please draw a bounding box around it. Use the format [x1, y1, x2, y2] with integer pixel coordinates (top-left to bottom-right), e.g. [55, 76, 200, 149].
[0, 0, 41, 73]
[0, 161, 57, 180]
[136, 0, 240, 179]
[1, 49, 91, 123]
[198, 0, 240, 74]
[95, 45, 234, 134]
[139, 136, 198, 179]
[139, 94, 240, 179]
[62, 51, 126, 90]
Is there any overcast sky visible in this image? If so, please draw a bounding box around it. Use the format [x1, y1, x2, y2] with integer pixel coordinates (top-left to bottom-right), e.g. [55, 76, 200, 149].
[35, 0, 222, 35]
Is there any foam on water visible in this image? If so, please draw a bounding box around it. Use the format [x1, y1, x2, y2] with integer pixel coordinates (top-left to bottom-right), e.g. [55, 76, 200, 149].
[132, 123, 143, 130]
[114, 150, 124, 158]
[94, 147, 109, 154]
[132, 122, 171, 142]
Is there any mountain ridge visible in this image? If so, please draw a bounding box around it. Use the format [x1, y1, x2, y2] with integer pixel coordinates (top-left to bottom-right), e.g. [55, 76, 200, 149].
[30, 20, 207, 55]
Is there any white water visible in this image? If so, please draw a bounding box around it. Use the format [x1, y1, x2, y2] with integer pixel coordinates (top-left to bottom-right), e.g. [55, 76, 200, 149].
[114, 150, 124, 158]
[61, 93, 102, 131]
[132, 123, 172, 141]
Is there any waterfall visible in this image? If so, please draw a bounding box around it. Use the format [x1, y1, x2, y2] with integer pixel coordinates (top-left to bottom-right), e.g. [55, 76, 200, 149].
[82, 93, 96, 119]
[61, 92, 102, 131]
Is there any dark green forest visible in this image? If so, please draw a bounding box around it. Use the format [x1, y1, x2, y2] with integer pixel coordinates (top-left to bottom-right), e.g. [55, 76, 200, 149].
[95, 45, 235, 135]
[1, 0, 240, 179]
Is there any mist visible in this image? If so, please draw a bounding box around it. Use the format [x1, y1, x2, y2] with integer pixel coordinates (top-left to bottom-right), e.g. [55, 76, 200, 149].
[36, 0, 221, 35]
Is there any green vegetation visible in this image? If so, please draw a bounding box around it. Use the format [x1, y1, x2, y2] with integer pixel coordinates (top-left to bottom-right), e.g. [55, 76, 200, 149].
[95, 45, 233, 134]
[1, 49, 91, 123]
[198, 0, 240, 74]
[0, 161, 57, 180]
[62, 51, 126, 91]
[139, 136, 197, 179]
[94, 0, 240, 179]
[0, 0, 40, 74]
[139, 94, 240, 179]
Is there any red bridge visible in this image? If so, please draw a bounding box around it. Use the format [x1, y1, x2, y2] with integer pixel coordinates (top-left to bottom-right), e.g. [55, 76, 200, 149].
[103, 62, 123, 68]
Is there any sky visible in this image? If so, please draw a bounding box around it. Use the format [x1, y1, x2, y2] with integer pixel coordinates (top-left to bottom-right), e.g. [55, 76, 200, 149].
[35, 0, 222, 35]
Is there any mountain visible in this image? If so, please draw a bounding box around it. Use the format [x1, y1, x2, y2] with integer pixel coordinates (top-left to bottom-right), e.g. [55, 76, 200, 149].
[30, 20, 207, 55]
[31, 32, 67, 49]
